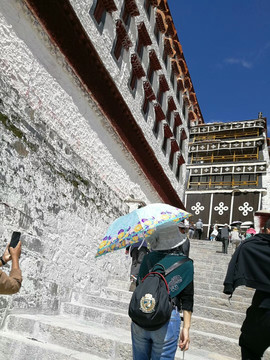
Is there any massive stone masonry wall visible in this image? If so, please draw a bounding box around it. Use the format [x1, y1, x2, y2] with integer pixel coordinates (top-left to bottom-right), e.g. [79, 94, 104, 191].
[0, 2, 158, 323]
[0, 85, 130, 323]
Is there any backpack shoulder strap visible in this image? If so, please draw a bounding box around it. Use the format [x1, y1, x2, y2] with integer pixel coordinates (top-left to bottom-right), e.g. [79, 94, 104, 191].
[165, 257, 192, 276]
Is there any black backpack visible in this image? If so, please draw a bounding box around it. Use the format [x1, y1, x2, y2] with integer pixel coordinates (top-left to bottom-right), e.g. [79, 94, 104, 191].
[128, 258, 189, 331]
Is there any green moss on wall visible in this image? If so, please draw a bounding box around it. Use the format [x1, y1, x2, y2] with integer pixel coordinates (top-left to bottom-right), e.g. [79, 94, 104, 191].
[0, 112, 38, 152]
[0, 112, 24, 139]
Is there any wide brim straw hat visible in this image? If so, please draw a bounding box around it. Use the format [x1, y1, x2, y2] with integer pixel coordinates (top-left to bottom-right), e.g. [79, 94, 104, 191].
[147, 223, 186, 251]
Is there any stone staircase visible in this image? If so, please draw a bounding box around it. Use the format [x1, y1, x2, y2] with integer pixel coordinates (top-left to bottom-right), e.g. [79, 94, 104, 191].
[0, 240, 269, 360]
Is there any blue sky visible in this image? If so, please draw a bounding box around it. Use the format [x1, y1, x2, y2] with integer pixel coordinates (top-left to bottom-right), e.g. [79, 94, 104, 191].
[168, 0, 270, 136]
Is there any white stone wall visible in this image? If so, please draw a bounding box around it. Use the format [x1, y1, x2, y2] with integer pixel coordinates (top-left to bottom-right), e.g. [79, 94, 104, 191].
[0, 0, 163, 320]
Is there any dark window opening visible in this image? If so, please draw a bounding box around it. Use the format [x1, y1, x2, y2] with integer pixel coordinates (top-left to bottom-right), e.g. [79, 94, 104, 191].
[166, 109, 172, 126]
[129, 71, 137, 92]
[176, 163, 181, 179]
[153, 120, 160, 137]
[180, 138, 184, 152]
[148, 66, 154, 85]
[114, 36, 123, 60]
[170, 70, 174, 89]
[154, 23, 160, 44]
[122, 3, 131, 28]
[136, 38, 144, 60]
[93, 0, 106, 25]
[183, 103, 186, 118]
[173, 122, 177, 137]
[162, 137, 168, 154]
[176, 87, 181, 104]
[142, 97, 150, 118]
[163, 50, 168, 68]
[157, 88, 164, 105]
[169, 150, 174, 168]
[144, 0, 151, 19]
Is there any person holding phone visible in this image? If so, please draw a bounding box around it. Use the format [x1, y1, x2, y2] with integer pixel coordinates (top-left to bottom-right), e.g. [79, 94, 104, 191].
[0, 232, 22, 295]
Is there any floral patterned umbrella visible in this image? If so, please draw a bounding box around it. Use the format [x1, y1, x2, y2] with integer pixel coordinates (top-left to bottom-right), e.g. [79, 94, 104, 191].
[95, 203, 192, 257]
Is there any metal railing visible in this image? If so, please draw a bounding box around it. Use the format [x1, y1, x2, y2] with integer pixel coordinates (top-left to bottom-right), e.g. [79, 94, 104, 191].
[191, 149, 259, 164]
[187, 177, 258, 189]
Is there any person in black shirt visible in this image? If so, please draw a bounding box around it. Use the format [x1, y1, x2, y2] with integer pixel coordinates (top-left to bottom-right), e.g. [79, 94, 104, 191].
[223, 218, 270, 360]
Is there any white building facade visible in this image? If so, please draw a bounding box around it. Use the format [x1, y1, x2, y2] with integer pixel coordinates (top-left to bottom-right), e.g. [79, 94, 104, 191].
[0, 0, 202, 322]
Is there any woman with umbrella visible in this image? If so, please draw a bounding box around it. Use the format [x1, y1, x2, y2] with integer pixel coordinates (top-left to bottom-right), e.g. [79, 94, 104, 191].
[131, 222, 194, 360]
[95, 203, 193, 359]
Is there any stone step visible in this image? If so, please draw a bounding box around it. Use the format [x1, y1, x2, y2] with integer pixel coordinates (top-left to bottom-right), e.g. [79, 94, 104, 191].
[4, 313, 131, 360]
[191, 329, 270, 360]
[193, 304, 246, 324]
[194, 271, 230, 281]
[190, 330, 239, 359]
[194, 281, 254, 298]
[98, 283, 251, 313]
[72, 292, 245, 325]
[194, 274, 231, 285]
[107, 278, 254, 300]
[2, 313, 241, 360]
[191, 255, 233, 262]
[61, 302, 241, 340]
[191, 316, 240, 340]
[193, 263, 231, 272]
[62, 302, 130, 331]
[0, 329, 104, 360]
[190, 246, 232, 253]
[194, 294, 249, 313]
[196, 287, 252, 303]
[100, 284, 251, 306]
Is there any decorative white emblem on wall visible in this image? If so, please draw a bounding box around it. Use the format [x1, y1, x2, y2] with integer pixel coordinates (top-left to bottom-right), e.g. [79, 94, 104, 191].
[214, 202, 229, 215]
[191, 202, 205, 215]
[239, 202, 253, 216]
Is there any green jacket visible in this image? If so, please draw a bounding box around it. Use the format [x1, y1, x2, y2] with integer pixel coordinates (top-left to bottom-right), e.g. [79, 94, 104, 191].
[138, 251, 194, 299]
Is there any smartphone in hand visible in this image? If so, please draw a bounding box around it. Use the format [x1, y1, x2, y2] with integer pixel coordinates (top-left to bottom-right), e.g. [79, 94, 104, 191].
[10, 231, 21, 248]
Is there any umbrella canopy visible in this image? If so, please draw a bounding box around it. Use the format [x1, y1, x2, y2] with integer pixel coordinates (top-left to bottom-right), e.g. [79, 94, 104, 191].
[230, 221, 242, 226]
[241, 221, 254, 228]
[95, 203, 192, 257]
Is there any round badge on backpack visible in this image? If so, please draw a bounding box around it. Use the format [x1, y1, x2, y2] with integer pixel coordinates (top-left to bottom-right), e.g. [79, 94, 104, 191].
[140, 294, 156, 313]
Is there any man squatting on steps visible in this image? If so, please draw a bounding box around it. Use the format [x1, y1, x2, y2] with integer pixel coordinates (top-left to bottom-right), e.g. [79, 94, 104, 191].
[131, 224, 194, 360]
[223, 218, 270, 360]
[0, 238, 22, 295]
